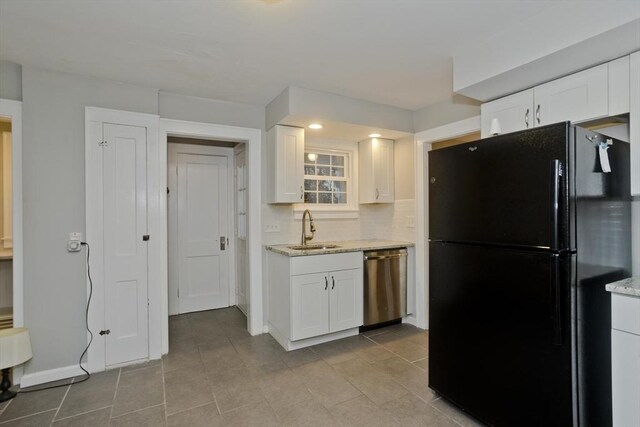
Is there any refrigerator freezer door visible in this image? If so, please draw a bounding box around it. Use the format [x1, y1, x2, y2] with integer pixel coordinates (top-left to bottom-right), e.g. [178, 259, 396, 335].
[429, 242, 574, 427]
[428, 122, 570, 251]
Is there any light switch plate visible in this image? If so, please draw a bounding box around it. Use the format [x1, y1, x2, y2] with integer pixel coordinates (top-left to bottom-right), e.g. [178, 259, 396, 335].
[406, 216, 415, 228]
[264, 222, 280, 233]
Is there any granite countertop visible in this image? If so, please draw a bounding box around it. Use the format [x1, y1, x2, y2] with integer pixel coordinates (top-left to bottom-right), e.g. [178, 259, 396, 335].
[605, 277, 640, 297]
[266, 239, 414, 257]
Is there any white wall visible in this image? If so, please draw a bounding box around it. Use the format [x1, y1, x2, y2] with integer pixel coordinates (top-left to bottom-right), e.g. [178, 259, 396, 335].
[0, 61, 22, 101]
[394, 136, 415, 200]
[159, 92, 264, 130]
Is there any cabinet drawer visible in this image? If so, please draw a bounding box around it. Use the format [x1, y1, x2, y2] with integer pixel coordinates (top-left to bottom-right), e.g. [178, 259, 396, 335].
[612, 293, 640, 335]
[612, 329, 640, 427]
[291, 252, 362, 276]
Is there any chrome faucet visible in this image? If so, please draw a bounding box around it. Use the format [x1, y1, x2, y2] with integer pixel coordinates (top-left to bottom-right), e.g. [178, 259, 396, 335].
[300, 209, 316, 246]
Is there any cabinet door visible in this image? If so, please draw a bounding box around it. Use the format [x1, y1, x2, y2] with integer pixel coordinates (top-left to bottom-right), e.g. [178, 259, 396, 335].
[359, 138, 394, 204]
[534, 63, 608, 126]
[291, 272, 329, 340]
[481, 89, 534, 138]
[612, 329, 640, 427]
[267, 125, 304, 203]
[374, 139, 394, 203]
[329, 268, 363, 333]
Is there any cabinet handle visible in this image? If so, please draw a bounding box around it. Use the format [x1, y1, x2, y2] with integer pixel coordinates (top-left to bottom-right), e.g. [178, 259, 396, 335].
[324, 276, 328, 290]
[536, 104, 541, 124]
[300, 186, 303, 200]
[525, 108, 530, 128]
[375, 188, 379, 200]
[331, 276, 335, 290]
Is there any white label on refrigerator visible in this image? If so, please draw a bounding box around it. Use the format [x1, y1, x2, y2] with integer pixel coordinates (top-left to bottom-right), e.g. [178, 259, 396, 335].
[599, 142, 611, 173]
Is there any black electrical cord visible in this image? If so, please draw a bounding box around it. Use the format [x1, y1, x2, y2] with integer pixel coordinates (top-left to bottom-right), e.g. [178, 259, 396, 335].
[19, 242, 93, 393]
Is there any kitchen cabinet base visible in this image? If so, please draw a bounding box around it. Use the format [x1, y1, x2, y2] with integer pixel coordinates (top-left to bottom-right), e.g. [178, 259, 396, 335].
[268, 322, 359, 351]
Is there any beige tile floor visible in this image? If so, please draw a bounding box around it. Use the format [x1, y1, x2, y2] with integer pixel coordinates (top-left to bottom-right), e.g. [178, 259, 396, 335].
[0, 307, 484, 426]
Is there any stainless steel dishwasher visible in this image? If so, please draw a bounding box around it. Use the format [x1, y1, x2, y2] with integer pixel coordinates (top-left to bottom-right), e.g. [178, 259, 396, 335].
[362, 248, 407, 328]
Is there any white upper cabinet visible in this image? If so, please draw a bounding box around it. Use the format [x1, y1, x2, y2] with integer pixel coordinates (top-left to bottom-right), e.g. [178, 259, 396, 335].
[481, 57, 631, 137]
[535, 63, 608, 126]
[481, 89, 534, 138]
[266, 125, 304, 204]
[359, 138, 394, 203]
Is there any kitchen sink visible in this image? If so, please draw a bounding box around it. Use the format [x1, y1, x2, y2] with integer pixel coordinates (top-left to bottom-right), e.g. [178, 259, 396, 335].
[287, 244, 340, 251]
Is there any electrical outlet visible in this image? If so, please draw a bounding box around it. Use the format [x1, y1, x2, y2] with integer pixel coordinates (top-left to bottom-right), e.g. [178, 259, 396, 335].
[68, 232, 83, 252]
[264, 222, 280, 233]
[406, 216, 415, 228]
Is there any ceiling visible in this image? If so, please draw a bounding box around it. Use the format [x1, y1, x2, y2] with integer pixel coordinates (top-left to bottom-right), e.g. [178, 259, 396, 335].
[0, 0, 563, 111]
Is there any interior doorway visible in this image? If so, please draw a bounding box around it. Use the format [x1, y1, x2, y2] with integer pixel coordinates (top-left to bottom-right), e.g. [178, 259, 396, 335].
[167, 137, 238, 316]
[0, 99, 24, 384]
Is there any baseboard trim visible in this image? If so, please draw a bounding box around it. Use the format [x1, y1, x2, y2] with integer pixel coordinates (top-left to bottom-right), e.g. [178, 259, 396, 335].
[402, 316, 419, 328]
[19, 364, 87, 388]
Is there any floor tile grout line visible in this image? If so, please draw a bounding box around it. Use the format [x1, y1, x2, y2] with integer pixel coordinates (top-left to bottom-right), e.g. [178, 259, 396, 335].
[426, 399, 468, 427]
[161, 359, 168, 424]
[109, 368, 122, 420]
[109, 403, 165, 420]
[51, 405, 112, 423]
[49, 381, 73, 425]
[0, 407, 58, 425]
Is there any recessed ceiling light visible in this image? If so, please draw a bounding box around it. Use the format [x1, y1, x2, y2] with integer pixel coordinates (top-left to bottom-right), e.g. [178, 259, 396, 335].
[308, 123, 323, 130]
[369, 133, 382, 138]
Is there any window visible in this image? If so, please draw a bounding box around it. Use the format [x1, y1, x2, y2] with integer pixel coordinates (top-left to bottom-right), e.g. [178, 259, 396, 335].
[303, 151, 348, 205]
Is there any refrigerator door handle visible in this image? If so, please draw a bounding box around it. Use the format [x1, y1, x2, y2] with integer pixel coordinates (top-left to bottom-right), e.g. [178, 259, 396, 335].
[551, 255, 563, 346]
[550, 159, 562, 251]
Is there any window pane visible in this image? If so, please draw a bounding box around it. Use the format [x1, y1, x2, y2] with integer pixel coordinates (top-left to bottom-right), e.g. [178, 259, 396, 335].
[304, 165, 316, 175]
[317, 166, 331, 176]
[305, 152, 317, 163]
[304, 192, 317, 203]
[333, 193, 347, 204]
[332, 181, 346, 192]
[331, 167, 344, 177]
[318, 193, 332, 204]
[304, 180, 317, 191]
[317, 154, 331, 165]
[331, 156, 344, 166]
[318, 180, 332, 191]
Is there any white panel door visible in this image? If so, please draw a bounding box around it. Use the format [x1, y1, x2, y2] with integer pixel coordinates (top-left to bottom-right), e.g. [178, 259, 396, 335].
[177, 153, 229, 313]
[480, 89, 534, 138]
[329, 268, 363, 333]
[103, 123, 149, 366]
[291, 272, 329, 340]
[535, 63, 608, 126]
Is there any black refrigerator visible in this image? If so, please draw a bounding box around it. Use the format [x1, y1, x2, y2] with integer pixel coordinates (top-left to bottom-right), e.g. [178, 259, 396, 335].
[428, 122, 632, 427]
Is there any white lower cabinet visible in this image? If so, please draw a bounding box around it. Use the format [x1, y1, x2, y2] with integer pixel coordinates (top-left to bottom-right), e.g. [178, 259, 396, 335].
[267, 251, 363, 350]
[611, 293, 640, 427]
[291, 268, 362, 341]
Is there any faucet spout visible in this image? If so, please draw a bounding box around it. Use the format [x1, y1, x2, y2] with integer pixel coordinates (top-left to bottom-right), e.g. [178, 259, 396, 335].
[301, 209, 315, 246]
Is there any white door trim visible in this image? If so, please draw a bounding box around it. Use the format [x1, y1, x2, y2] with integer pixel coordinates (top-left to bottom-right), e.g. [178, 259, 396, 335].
[85, 107, 160, 373]
[0, 99, 24, 383]
[159, 119, 262, 354]
[414, 115, 481, 330]
[167, 143, 235, 315]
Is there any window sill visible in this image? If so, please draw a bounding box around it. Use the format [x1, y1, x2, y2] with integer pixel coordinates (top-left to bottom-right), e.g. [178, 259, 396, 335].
[293, 207, 359, 220]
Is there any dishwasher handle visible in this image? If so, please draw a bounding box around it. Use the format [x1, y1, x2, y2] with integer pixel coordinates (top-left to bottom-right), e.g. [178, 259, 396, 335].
[364, 253, 407, 261]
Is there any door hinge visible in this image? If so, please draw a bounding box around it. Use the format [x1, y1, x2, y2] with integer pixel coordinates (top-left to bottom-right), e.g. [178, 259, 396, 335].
[143, 234, 150, 241]
[99, 329, 111, 336]
[98, 140, 108, 147]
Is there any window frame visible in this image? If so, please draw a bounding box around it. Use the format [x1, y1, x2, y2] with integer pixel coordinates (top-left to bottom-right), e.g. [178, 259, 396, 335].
[294, 138, 359, 219]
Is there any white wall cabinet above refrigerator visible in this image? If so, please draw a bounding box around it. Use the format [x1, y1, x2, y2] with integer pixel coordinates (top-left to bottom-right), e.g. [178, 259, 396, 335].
[481, 56, 630, 138]
[266, 125, 305, 204]
[359, 138, 394, 203]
